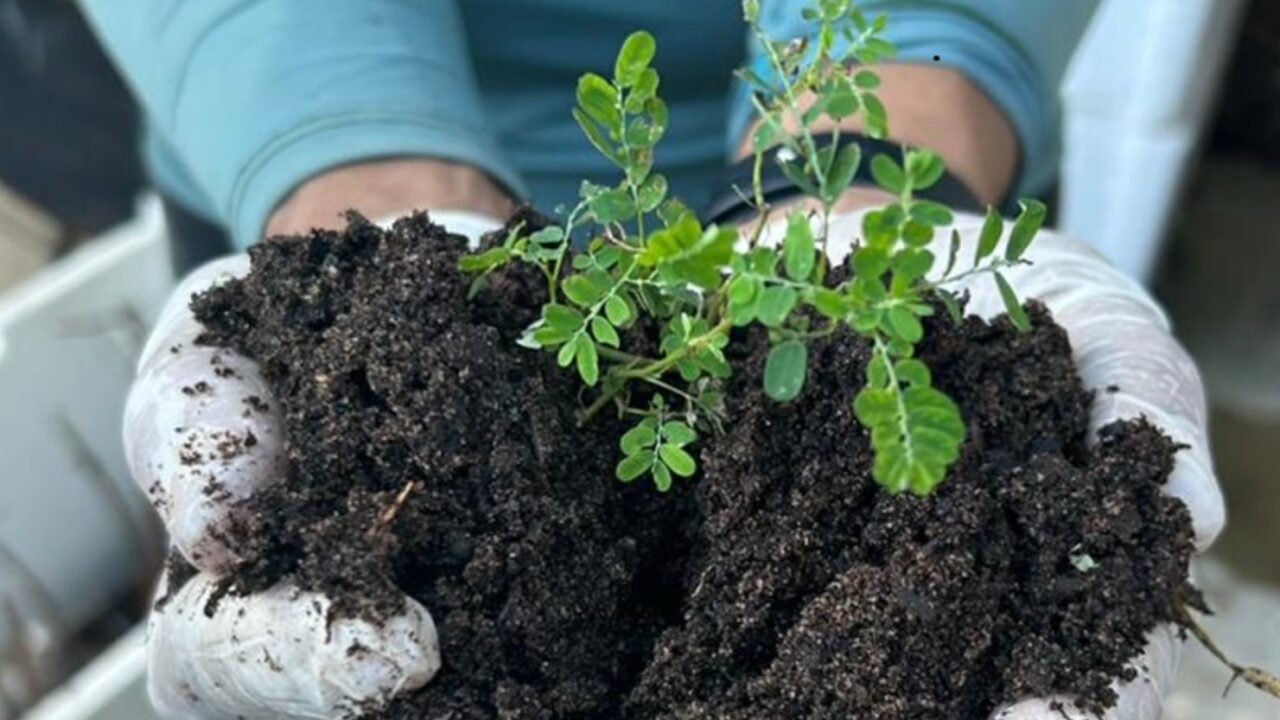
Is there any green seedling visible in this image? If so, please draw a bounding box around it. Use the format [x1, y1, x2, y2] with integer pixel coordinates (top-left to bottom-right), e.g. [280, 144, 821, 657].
[462, 0, 1046, 495]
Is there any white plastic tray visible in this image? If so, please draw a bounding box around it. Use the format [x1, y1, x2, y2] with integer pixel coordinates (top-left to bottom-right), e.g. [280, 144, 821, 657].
[0, 196, 171, 712]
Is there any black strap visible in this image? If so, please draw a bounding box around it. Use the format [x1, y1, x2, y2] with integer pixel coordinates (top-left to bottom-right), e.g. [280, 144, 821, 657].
[703, 133, 985, 225]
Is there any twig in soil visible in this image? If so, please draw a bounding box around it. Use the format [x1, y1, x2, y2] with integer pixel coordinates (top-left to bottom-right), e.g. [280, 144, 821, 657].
[368, 480, 421, 537]
[1173, 600, 1280, 700]
[690, 564, 714, 600]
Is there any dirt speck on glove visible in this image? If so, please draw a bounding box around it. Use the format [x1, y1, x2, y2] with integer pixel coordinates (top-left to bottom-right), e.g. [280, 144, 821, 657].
[190, 212, 1196, 720]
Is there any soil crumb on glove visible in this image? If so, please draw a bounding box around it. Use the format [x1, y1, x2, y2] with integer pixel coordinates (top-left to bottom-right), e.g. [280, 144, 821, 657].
[190, 211, 1196, 720]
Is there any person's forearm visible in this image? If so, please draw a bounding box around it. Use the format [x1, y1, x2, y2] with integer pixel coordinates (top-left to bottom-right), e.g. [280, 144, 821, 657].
[79, 0, 524, 248]
[738, 65, 1019, 207]
[265, 159, 515, 237]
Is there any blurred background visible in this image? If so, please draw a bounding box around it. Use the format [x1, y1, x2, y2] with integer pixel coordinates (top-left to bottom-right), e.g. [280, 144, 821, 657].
[0, 0, 1277, 718]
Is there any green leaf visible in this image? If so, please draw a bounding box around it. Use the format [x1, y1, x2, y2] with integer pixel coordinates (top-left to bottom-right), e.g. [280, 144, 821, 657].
[853, 70, 881, 89]
[909, 200, 953, 227]
[576, 73, 620, 131]
[530, 226, 566, 246]
[645, 96, 669, 139]
[728, 275, 759, 306]
[974, 205, 1004, 265]
[557, 335, 580, 367]
[853, 247, 890, 278]
[825, 87, 860, 118]
[870, 154, 905, 194]
[901, 219, 934, 247]
[544, 304, 585, 332]
[866, 384, 965, 495]
[860, 202, 901, 249]
[615, 31, 657, 87]
[591, 316, 620, 347]
[994, 271, 1031, 332]
[802, 95, 833, 127]
[616, 451, 654, 482]
[783, 214, 816, 281]
[590, 188, 636, 224]
[894, 358, 931, 387]
[458, 247, 512, 273]
[627, 69, 660, 112]
[652, 461, 674, 492]
[936, 287, 963, 324]
[943, 229, 961, 277]
[530, 325, 572, 347]
[573, 109, 619, 165]
[594, 247, 622, 269]
[892, 248, 934, 280]
[764, 340, 808, 401]
[699, 351, 732, 381]
[562, 274, 606, 307]
[658, 225, 736, 290]
[864, 37, 898, 61]
[862, 93, 888, 138]
[866, 353, 891, 388]
[851, 274, 887, 303]
[906, 150, 946, 190]
[729, 292, 761, 326]
[637, 173, 668, 212]
[853, 387, 896, 425]
[620, 424, 657, 454]
[752, 121, 782, 153]
[887, 338, 914, 358]
[886, 306, 924, 342]
[662, 421, 697, 447]
[1005, 199, 1047, 261]
[810, 288, 850, 319]
[824, 142, 863, 201]
[604, 294, 633, 326]
[745, 246, 778, 275]
[777, 155, 820, 198]
[625, 116, 664, 148]
[576, 337, 599, 385]
[757, 286, 798, 327]
[658, 445, 697, 477]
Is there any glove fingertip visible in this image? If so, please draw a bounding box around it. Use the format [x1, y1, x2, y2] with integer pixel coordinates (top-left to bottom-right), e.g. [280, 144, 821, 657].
[138, 255, 250, 376]
[1166, 455, 1226, 552]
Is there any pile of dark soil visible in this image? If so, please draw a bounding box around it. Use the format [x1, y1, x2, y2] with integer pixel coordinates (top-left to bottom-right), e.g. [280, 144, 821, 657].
[188, 211, 1196, 720]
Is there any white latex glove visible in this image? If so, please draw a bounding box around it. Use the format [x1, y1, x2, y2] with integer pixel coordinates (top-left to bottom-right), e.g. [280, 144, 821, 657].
[124, 210, 504, 719]
[763, 208, 1225, 720]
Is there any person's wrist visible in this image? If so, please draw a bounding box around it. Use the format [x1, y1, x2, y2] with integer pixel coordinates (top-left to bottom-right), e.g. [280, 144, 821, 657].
[265, 158, 515, 238]
[737, 65, 1018, 207]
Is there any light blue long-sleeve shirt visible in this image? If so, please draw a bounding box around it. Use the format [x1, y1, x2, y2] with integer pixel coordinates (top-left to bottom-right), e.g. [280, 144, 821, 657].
[78, 0, 1097, 249]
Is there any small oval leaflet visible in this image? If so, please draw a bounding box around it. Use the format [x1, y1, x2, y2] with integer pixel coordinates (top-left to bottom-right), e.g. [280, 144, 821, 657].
[764, 340, 808, 402]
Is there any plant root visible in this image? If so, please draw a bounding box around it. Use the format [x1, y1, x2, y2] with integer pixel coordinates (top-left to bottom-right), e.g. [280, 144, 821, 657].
[1174, 599, 1280, 700]
[368, 480, 421, 537]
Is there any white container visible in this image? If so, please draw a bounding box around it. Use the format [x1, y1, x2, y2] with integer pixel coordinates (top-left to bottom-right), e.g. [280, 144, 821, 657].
[0, 197, 171, 711]
[1059, 0, 1247, 283]
[20, 626, 153, 720]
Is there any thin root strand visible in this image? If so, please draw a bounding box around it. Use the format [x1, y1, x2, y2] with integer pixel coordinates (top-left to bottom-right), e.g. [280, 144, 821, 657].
[1174, 599, 1280, 701]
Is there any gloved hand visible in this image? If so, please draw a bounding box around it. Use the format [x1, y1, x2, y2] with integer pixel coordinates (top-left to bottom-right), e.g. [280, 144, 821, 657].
[772, 207, 1225, 720]
[124, 210, 504, 719]
[131, 202, 1222, 719]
